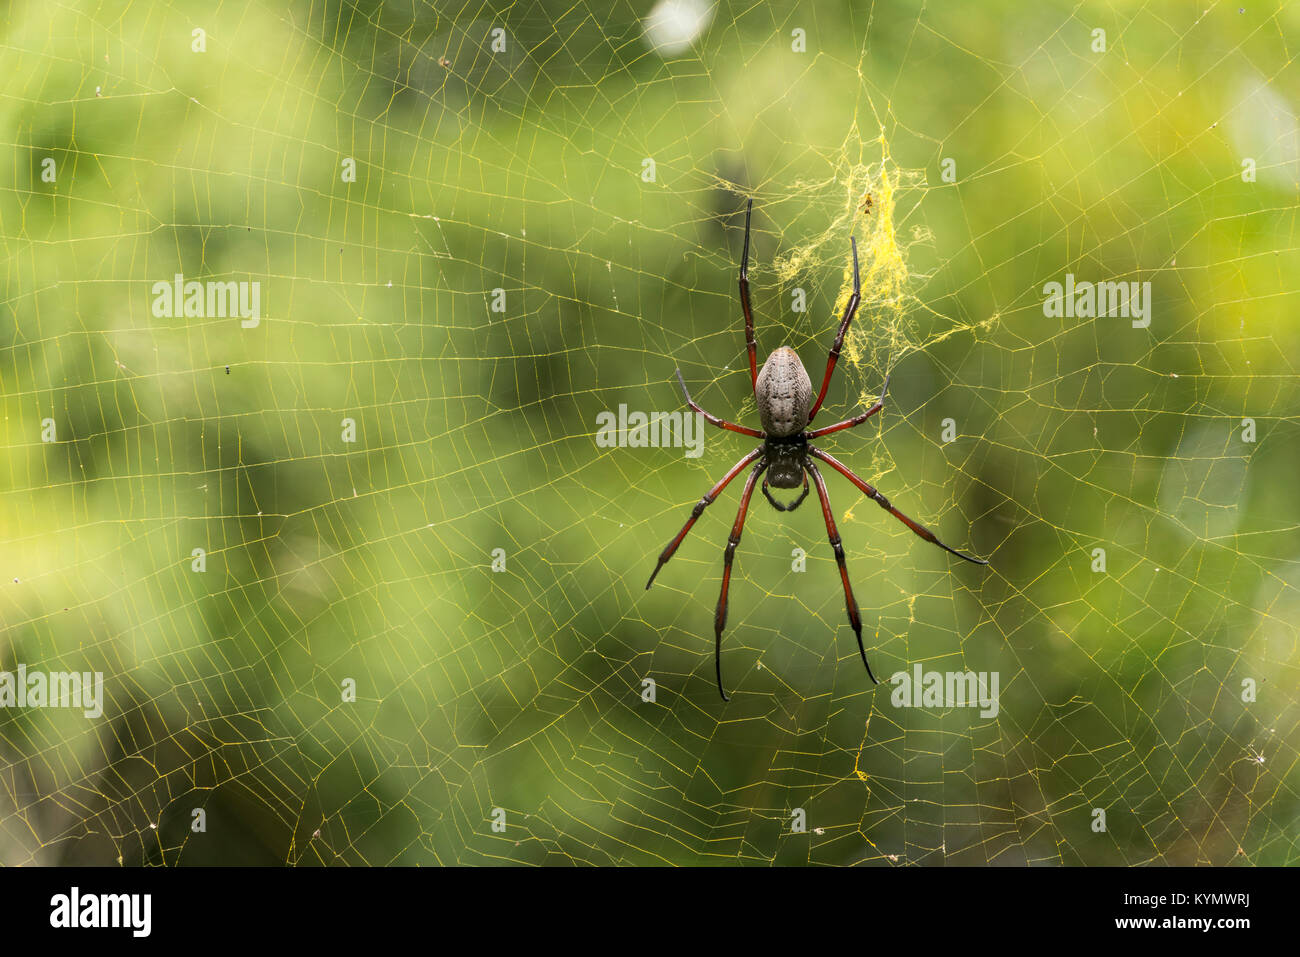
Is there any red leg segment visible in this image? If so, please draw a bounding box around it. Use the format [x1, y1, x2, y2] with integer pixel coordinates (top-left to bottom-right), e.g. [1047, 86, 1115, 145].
[712, 460, 767, 701]
[675, 369, 763, 438]
[807, 460, 877, 683]
[806, 373, 889, 439]
[808, 447, 988, 565]
[807, 237, 861, 423]
[739, 199, 758, 393]
[646, 446, 764, 589]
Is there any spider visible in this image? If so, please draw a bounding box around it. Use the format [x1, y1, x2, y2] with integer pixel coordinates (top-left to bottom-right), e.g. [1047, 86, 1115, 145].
[646, 199, 988, 701]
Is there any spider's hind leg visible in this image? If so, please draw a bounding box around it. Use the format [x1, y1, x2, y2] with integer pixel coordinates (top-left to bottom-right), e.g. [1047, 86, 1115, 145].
[807, 234, 861, 423]
[738, 199, 758, 394]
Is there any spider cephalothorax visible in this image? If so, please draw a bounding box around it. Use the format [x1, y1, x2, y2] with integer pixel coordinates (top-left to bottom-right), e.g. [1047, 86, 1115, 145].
[646, 199, 989, 701]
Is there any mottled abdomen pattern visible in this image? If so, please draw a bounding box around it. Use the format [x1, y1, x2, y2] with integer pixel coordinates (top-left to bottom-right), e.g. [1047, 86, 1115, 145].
[755, 346, 812, 436]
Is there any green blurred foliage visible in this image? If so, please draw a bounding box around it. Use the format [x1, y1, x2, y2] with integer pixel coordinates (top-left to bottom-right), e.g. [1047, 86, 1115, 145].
[0, 0, 1296, 865]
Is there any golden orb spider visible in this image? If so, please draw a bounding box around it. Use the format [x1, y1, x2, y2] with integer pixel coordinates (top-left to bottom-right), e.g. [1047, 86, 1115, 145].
[646, 200, 988, 700]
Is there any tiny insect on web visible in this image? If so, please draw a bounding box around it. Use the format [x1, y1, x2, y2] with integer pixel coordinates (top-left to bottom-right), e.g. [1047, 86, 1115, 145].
[646, 199, 989, 701]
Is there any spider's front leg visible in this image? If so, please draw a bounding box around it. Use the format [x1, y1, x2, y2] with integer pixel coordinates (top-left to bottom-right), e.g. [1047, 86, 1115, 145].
[712, 460, 767, 701]
[809, 446, 988, 565]
[646, 446, 764, 589]
[806, 460, 877, 684]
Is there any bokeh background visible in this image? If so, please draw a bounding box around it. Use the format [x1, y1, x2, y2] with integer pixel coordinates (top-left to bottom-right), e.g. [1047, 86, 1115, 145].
[0, 0, 1296, 865]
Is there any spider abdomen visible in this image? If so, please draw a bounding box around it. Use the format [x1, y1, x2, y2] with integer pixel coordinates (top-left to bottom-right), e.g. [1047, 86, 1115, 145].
[755, 346, 812, 437]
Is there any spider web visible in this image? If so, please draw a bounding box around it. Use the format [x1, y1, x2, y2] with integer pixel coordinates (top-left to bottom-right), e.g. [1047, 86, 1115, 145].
[0, 0, 1297, 865]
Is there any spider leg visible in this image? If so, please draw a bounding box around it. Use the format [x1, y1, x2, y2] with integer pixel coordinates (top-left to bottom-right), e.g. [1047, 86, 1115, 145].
[806, 460, 877, 684]
[713, 460, 767, 701]
[761, 473, 809, 512]
[809, 447, 989, 565]
[806, 372, 890, 439]
[739, 198, 758, 394]
[646, 447, 764, 590]
[807, 235, 861, 423]
[675, 369, 763, 438]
